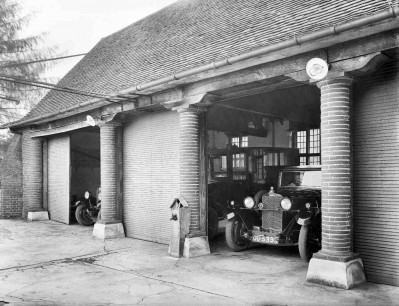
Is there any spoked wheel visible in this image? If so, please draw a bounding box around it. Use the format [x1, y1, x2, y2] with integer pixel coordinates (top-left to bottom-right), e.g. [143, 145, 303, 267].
[75, 205, 94, 226]
[298, 224, 321, 261]
[225, 216, 250, 251]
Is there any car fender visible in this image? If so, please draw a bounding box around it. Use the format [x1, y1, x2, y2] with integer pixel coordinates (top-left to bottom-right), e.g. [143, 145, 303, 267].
[295, 208, 314, 225]
[228, 209, 261, 228]
[296, 215, 312, 226]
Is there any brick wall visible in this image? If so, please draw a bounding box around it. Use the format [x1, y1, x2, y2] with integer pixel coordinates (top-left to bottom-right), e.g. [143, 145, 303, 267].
[179, 109, 201, 233]
[318, 77, 353, 259]
[100, 122, 119, 221]
[22, 132, 44, 217]
[0, 134, 23, 218]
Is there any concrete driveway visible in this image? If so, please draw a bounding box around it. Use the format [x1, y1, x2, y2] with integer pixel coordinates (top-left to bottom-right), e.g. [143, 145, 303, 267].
[0, 219, 398, 306]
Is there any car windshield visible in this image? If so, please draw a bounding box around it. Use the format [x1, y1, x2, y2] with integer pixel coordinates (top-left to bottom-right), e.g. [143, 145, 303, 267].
[280, 170, 321, 188]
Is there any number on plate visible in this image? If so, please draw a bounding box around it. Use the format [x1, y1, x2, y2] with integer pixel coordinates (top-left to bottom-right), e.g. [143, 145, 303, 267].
[253, 235, 278, 244]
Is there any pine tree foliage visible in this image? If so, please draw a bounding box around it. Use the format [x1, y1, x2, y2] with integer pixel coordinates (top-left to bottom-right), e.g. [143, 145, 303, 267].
[0, 0, 53, 126]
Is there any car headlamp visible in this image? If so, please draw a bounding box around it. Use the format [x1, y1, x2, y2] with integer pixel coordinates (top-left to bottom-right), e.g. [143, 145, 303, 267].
[84, 191, 90, 199]
[280, 197, 292, 210]
[230, 200, 235, 206]
[244, 196, 255, 209]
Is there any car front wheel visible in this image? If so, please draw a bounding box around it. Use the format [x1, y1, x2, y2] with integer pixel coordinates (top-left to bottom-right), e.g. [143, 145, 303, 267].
[225, 216, 250, 251]
[299, 224, 321, 261]
[75, 205, 94, 226]
[208, 207, 219, 241]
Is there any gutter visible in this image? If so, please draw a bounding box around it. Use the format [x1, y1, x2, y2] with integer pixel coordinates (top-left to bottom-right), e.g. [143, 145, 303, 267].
[5, 6, 399, 129]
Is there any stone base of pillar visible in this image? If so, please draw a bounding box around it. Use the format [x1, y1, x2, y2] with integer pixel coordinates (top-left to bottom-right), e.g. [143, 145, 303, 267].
[183, 236, 210, 258]
[307, 257, 366, 289]
[27, 211, 49, 221]
[169, 237, 185, 258]
[93, 222, 125, 240]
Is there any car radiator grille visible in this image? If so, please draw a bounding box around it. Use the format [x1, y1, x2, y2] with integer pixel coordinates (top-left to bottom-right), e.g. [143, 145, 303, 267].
[261, 194, 283, 231]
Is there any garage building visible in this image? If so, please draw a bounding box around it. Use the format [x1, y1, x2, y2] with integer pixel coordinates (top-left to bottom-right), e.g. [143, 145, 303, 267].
[1, 0, 399, 289]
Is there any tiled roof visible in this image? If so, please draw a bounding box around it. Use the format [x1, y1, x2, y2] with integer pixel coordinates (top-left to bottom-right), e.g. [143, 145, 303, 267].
[23, 0, 398, 121]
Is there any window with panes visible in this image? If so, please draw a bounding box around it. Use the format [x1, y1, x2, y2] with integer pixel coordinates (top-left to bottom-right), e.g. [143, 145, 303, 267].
[231, 136, 248, 148]
[231, 136, 248, 170]
[294, 128, 320, 165]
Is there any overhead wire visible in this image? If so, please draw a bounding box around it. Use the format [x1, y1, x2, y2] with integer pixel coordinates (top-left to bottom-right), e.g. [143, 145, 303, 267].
[0, 53, 87, 68]
[0, 94, 19, 103]
[0, 74, 119, 100]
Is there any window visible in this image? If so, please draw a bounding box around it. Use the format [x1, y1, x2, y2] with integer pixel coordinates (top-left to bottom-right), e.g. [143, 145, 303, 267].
[256, 157, 264, 179]
[231, 136, 248, 148]
[294, 128, 321, 165]
[232, 153, 245, 169]
[210, 155, 228, 178]
[241, 136, 248, 147]
[232, 137, 240, 147]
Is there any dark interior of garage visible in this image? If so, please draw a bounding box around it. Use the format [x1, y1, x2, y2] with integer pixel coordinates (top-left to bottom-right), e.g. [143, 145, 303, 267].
[205, 83, 322, 239]
[70, 127, 100, 222]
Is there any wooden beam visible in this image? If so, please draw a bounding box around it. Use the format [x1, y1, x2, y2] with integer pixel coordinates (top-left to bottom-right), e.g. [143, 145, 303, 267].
[182, 50, 326, 99]
[199, 112, 207, 234]
[287, 52, 392, 83]
[31, 121, 97, 138]
[330, 52, 391, 74]
[211, 78, 300, 101]
[328, 30, 398, 62]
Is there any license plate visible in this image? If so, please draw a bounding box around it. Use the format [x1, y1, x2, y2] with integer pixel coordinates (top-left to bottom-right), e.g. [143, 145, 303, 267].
[252, 235, 279, 244]
[227, 212, 235, 220]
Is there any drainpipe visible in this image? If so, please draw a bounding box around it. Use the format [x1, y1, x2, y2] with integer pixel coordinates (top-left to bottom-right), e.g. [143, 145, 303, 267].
[4, 6, 399, 129]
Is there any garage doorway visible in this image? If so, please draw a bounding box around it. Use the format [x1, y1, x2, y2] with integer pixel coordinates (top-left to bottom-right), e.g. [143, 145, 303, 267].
[70, 128, 101, 223]
[206, 84, 321, 242]
[45, 128, 100, 224]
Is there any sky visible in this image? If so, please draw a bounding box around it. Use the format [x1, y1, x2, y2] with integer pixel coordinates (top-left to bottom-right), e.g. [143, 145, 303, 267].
[18, 0, 178, 80]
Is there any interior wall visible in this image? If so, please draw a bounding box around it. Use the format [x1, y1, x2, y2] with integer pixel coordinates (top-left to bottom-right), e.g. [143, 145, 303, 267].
[249, 121, 290, 147]
[70, 167, 100, 198]
[208, 120, 291, 149]
[70, 129, 100, 201]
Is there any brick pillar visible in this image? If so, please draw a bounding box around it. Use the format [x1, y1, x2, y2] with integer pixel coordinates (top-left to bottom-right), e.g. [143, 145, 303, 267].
[22, 131, 48, 221]
[178, 108, 210, 257]
[93, 121, 125, 239]
[307, 75, 365, 289]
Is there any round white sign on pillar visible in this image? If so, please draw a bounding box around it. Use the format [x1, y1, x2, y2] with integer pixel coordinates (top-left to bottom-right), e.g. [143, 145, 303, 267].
[306, 58, 329, 80]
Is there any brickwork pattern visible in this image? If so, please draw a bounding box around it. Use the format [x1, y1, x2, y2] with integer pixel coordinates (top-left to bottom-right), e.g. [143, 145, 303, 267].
[100, 122, 120, 222]
[22, 131, 43, 217]
[0, 135, 23, 218]
[318, 77, 353, 259]
[179, 109, 200, 233]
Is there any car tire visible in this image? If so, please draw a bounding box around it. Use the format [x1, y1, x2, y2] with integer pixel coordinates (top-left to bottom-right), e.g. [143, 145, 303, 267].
[75, 205, 94, 226]
[225, 216, 250, 251]
[298, 224, 312, 261]
[208, 207, 219, 241]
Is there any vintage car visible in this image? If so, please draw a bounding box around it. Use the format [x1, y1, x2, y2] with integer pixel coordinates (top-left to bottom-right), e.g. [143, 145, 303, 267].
[225, 166, 321, 261]
[207, 145, 300, 240]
